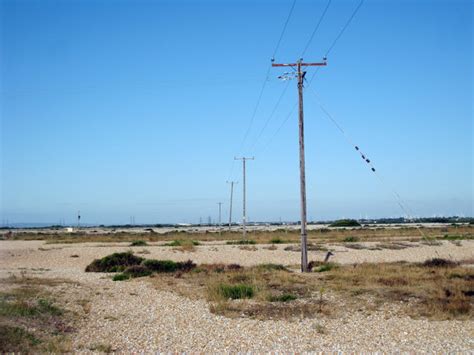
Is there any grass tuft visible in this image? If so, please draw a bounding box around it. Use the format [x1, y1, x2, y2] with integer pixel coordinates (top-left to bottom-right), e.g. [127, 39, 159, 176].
[268, 293, 297, 302]
[216, 284, 255, 300]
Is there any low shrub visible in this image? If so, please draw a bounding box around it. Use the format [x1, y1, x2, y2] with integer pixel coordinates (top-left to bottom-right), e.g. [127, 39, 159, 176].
[124, 265, 152, 278]
[343, 236, 359, 243]
[270, 237, 286, 244]
[329, 219, 361, 227]
[130, 240, 148, 247]
[85, 252, 143, 272]
[423, 258, 459, 268]
[226, 240, 256, 245]
[143, 259, 179, 272]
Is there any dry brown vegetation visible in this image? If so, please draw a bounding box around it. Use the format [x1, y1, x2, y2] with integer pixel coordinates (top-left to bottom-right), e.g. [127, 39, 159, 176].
[148, 259, 473, 321]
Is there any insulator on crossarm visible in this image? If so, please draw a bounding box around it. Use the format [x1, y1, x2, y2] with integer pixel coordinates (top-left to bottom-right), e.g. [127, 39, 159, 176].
[366, 159, 370, 163]
[371, 168, 376, 172]
[355, 146, 359, 150]
[361, 155, 366, 159]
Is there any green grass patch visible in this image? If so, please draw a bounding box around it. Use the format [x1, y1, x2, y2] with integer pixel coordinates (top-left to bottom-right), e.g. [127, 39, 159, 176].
[217, 284, 255, 299]
[255, 263, 288, 272]
[314, 263, 337, 273]
[343, 236, 359, 242]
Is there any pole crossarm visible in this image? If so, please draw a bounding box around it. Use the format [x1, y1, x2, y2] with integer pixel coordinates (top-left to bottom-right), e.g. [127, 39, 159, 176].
[272, 61, 327, 67]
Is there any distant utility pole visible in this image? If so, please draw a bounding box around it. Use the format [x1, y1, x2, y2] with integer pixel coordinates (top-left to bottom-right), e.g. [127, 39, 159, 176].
[272, 58, 327, 272]
[234, 157, 254, 238]
[217, 202, 223, 232]
[77, 210, 81, 229]
[226, 181, 238, 231]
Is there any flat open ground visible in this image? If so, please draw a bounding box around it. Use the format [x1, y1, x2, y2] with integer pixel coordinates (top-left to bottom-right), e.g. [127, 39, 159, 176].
[1, 226, 473, 352]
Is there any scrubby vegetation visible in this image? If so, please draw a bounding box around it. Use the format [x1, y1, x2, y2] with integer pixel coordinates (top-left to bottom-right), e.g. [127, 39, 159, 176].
[330, 219, 361, 227]
[85, 252, 197, 280]
[0, 276, 73, 352]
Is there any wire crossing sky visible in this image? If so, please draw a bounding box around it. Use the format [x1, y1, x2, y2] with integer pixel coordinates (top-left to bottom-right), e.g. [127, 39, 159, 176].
[1, 0, 472, 225]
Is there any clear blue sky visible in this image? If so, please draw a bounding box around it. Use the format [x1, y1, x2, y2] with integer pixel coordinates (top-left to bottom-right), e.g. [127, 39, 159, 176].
[1, 0, 472, 225]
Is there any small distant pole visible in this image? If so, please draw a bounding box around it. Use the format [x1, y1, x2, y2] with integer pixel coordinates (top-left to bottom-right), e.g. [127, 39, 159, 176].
[234, 157, 254, 238]
[77, 210, 81, 229]
[217, 202, 223, 234]
[226, 181, 238, 231]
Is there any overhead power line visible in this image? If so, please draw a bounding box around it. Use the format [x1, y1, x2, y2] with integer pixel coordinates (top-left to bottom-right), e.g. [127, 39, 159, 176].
[228, 0, 298, 181]
[246, 0, 332, 157]
[307, 0, 365, 85]
[257, 0, 365, 155]
[300, 0, 333, 58]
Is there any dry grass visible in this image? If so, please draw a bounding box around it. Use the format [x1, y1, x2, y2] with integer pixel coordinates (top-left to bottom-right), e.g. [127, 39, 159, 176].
[8, 225, 473, 244]
[321, 261, 473, 320]
[148, 259, 473, 321]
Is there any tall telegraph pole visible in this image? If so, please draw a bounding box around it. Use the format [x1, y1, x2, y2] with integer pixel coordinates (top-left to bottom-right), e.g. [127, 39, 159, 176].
[226, 181, 238, 231]
[234, 157, 254, 238]
[272, 58, 327, 272]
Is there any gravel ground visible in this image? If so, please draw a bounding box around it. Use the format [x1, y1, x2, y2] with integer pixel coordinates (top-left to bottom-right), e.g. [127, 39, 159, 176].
[0, 240, 473, 352]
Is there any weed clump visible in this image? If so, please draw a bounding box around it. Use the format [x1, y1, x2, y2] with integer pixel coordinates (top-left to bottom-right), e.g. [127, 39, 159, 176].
[85, 252, 143, 273]
[343, 236, 359, 242]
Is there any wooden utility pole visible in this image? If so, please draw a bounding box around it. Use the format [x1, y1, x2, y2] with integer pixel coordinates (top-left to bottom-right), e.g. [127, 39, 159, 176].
[226, 181, 238, 231]
[234, 157, 254, 238]
[217, 202, 223, 234]
[272, 58, 327, 272]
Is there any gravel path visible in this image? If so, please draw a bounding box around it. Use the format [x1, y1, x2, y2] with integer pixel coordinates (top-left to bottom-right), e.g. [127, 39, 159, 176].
[1, 240, 473, 352]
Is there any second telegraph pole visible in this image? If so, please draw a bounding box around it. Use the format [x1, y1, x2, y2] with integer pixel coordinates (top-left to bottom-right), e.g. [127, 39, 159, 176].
[234, 157, 254, 238]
